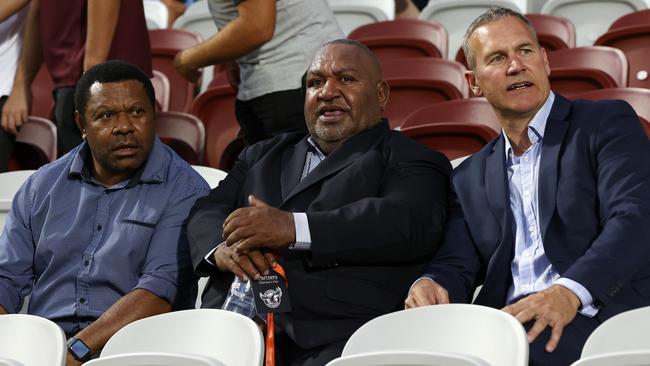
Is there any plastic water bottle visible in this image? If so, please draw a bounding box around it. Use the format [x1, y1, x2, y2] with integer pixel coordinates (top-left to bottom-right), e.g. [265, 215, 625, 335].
[221, 276, 257, 318]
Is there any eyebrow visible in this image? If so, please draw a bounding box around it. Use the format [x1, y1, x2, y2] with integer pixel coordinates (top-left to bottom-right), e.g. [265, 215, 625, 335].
[484, 41, 536, 61]
[307, 66, 359, 77]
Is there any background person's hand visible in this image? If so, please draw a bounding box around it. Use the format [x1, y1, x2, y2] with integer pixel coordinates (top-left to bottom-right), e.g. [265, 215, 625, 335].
[404, 278, 450, 308]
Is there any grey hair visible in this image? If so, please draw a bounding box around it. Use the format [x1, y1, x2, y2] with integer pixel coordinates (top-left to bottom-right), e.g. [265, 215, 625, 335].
[462, 7, 538, 70]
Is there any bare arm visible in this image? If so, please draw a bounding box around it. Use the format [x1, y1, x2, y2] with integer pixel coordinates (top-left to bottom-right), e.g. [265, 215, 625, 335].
[174, 0, 276, 82]
[83, 0, 120, 71]
[70, 289, 171, 354]
[1, 0, 41, 135]
[0, 0, 29, 22]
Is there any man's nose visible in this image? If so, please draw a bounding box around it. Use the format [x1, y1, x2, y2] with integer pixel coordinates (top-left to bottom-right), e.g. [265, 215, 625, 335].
[507, 55, 525, 75]
[318, 79, 340, 100]
[112, 112, 135, 134]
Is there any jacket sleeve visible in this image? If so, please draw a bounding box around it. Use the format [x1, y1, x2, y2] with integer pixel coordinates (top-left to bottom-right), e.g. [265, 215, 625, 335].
[563, 101, 650, 305]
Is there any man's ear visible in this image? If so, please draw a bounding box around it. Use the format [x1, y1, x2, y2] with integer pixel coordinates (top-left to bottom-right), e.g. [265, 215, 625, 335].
[377, 80, 390, 111]
[74, 111, 86, 139]
[465, 70, 482, 97]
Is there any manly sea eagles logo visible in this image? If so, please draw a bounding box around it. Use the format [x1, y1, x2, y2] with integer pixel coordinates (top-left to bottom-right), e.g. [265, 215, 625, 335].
[259, 287, 283, 309]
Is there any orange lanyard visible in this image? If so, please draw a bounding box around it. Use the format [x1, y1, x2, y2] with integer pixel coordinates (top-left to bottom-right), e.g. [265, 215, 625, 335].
[265, 263, 286, 366]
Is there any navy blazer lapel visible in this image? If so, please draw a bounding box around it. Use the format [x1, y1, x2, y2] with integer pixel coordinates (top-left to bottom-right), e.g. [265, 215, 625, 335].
[485, 134, 509, 237]
[282, 121, 389, 205]
[539, 95, 571, 238]
[477, 134, 514, 307]
[280, 137, 309, 201]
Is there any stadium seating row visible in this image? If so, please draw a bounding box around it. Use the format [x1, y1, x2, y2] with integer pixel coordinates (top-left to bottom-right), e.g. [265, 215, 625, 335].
[3, 304, 650, 365]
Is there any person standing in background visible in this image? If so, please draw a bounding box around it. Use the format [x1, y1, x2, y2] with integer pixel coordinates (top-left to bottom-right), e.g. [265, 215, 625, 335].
[174, 0, 343, 145]
[0, 0, 29, 172]
[2, 0, 152, 156]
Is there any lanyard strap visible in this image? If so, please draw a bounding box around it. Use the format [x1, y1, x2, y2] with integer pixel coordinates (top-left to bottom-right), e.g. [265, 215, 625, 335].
[265, 263, 287, 366]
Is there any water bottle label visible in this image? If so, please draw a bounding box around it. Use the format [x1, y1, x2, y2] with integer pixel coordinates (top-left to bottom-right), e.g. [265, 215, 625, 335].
[250, 267, 291, 313]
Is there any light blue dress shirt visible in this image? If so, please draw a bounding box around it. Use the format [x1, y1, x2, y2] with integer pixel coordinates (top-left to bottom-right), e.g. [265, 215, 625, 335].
[504, 92, 597, 316]
[291, 137, 326, 250]
[0, 139, 210, 334]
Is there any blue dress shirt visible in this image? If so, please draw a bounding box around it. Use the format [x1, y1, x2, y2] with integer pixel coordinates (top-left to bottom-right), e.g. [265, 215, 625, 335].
[504, 92, 597, 316]
[0, 138, 210, 334]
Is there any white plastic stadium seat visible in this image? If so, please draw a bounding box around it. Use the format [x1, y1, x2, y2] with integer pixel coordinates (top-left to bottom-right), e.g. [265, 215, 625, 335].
[571, 350, 650, 366]
[569, 306, 650, 365]
[191, 165, 227, 189]
[0, 357, 23, 366]
[0, 314, 66, 366]
[144, 0, 169, 29]
[0, 170, 35, 231]
[419, 0, 524, 61]
[451, 155, 471, 169]
[327, 350, 489, 366]
[339, 304, 528, 366]
[541, 0, 647, 46]
[327, 0, 394, 35]
[84, 352, 225, 366]
[98, 309, 263, 366]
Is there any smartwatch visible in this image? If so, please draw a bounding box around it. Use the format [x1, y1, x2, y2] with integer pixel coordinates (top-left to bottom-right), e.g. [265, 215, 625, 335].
[67, 337, 92, 362]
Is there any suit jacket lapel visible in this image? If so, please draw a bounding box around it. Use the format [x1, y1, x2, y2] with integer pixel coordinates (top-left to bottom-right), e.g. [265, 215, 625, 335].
[485, 134, 509, 237]
[282, 120, 389, 205]
[280, 137, 309, 200]
[539, 95, 570, 238]
[477, 134, 514, 307]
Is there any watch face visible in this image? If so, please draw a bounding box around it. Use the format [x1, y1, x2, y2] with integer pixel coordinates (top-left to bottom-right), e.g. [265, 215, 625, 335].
[69, 339, 91, 361]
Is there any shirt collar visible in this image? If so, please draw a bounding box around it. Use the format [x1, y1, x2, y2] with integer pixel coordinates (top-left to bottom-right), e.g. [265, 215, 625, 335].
[504, 91, 555, 159]
[306, 136, 328, 160]
[69, 138, 166, 188]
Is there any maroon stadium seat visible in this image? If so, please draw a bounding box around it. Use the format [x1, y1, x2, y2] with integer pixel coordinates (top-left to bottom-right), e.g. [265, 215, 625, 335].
[149, 29, 203, 112]
[348, 19, 448, 60]
[400, 122, 499, 160]
[151, 70, 171, 112]
[155, 111, 206, 164]
[401, 97, 501, 132]
[595, 13, 650, 89]
[9, 116, 57, 171]
[547, 46, 628, 96]
[191, 84, 243, 170]
[381, 58, 469, 129]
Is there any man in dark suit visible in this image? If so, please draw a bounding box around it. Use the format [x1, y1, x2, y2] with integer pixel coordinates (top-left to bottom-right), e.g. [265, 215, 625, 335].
[405, 8, 650, 366]
[186, 39, 451, 366]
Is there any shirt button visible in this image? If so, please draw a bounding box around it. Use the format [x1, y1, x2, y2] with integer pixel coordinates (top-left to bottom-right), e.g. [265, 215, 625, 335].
[529, 226, 536, 232]
[96, 225, 102, 231]
[80, 298, 86, 304]
[84, 260, 90, 267]
[523, 156, 529, 162]
[524, 190, 530, 197]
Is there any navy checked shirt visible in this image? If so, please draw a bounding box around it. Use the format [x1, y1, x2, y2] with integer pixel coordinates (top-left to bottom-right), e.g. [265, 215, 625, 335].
[0, 139, 210, 334]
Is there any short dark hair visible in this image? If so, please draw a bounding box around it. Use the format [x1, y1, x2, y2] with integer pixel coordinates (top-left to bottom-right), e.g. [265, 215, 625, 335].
[462, 7, 538, 70]
[316, 39, 383, 79]
[75, 60, 156, 123]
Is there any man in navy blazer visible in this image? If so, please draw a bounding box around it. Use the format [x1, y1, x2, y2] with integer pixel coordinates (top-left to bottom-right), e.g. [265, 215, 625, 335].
[405, 8, 650, 365]
[187, 39, 451, 365]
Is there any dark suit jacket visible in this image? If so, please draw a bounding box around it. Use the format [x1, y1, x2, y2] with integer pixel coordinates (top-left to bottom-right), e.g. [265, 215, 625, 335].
[423, 94, 650, 322]
[187, 121, 451, 348]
